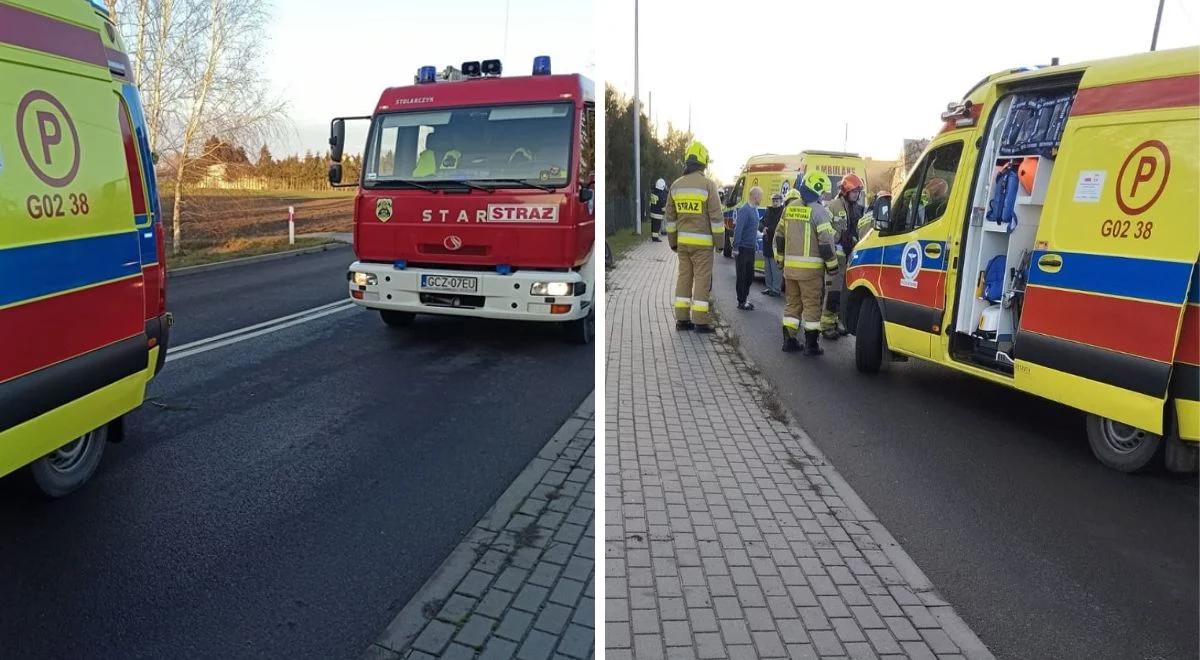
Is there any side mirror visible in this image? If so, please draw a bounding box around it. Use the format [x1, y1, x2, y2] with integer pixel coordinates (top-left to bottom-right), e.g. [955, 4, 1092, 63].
[873, 214, 891, 233]
[579, 186, 594, 203]
[328, 162, 343, 185]
[329, 118, 346, 162]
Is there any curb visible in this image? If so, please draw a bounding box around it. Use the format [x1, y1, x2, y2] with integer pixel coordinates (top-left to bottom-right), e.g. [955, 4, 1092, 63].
[167, 242, 350, 279]
[712, 318, 995, 660]
[364, 390, 595, 659]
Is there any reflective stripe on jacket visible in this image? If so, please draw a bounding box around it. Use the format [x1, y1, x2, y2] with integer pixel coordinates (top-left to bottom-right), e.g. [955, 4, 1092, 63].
[776, 200, 837, 279]
[664, 171, 723, 249]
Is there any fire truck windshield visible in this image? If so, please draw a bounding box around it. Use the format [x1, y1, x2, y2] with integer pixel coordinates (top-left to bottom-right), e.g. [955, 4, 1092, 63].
[364, 102, 574, 189]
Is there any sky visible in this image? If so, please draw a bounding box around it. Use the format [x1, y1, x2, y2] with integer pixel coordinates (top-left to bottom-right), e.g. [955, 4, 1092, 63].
[604, 0, 1199, 183]
[262, 0, 595, 157]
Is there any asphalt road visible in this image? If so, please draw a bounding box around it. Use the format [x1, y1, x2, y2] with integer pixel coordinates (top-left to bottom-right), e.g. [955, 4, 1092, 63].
[706, 248, 1198, 660]
[0, 246, 594, 659]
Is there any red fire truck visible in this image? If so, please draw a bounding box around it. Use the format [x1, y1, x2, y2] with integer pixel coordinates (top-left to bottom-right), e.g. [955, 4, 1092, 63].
[329, 57, 596, 343]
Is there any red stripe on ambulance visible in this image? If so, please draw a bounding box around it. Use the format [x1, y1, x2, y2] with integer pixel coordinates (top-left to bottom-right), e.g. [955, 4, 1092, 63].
[1021, 285, 1180, 364]
[1072, 74, 1200, 116]
[0, 278, 143, 383]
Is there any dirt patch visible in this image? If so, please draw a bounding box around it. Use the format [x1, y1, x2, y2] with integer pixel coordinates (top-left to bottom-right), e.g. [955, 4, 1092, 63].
[160, 192, 354, 251]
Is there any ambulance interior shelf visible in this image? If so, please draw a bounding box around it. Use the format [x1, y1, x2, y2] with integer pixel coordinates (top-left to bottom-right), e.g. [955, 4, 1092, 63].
[951, 85, 1076, 373]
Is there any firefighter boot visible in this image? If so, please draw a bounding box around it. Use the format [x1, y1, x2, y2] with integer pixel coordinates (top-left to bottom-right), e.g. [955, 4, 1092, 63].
[782, 329, 801, 353]
[804, 330, 824, 356]
[822, 327, 841, 341]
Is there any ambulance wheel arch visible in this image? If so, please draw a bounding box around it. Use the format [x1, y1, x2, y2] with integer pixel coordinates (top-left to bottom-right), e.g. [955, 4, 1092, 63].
[1084, 413, 1162, 473]
[27, 423, 110, 498]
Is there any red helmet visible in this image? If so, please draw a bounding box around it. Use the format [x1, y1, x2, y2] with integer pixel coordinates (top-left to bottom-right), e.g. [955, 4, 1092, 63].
[839, 173, 864, 196]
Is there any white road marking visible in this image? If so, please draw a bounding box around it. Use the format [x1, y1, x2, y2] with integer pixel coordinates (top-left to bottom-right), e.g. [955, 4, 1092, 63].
[166, 300, 358, 363]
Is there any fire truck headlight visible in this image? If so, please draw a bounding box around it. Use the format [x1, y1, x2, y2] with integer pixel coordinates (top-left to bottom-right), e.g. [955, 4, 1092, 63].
[351, 272, 377, 287]
[531, 281, 572, 297]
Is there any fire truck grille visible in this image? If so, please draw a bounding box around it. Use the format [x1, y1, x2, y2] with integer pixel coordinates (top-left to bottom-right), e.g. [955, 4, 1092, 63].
[419, 293, 485, 309]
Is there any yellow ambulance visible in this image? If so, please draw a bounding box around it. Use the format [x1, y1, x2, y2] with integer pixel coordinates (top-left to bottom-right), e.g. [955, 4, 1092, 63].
[844, 47, 1198, 473]
[721, 153, 804, 258]
[1, 0, 170, 495]
[796, 150, 868, 201]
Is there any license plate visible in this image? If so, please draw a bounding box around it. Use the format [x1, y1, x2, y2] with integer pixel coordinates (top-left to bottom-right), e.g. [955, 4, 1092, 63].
[420, 274, 478, 293]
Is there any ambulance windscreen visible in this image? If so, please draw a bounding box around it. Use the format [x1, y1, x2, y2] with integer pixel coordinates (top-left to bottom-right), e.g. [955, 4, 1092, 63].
[364, 102, 574, 188]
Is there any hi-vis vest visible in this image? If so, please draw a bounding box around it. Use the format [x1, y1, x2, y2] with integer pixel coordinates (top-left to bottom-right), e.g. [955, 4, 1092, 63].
[778, 200, 836, 278]
[666, 172, 723, 247]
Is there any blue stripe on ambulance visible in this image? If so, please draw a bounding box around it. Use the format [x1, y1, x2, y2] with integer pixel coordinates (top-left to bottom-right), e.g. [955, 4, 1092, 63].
[881, 240, 949, 271]
[850, 245, 884, 267]
[1026, 251, 1193, 305]
[136, 214, 157, 265]
[0, 233, 142, 307]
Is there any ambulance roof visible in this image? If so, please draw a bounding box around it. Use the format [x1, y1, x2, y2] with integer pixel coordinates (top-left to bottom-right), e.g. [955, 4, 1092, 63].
[375, 73, 593, 114]
[963, 46, 1199, 105]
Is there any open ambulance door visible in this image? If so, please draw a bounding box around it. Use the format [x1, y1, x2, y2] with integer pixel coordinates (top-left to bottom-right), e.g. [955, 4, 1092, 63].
[1013, 82, 1199, 434]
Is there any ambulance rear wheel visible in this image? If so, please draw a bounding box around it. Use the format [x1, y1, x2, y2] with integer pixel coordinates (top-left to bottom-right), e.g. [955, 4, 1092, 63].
[1085, 414, 1163, 473]
[29, 424, 108, 498]
[567, 307, 595, 345]
[380, 310, 416, 327]
[855, 298, 884, 374]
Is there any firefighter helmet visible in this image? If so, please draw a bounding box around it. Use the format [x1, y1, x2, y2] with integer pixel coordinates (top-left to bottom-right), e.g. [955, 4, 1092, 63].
[785, 187, 802, 201]
[839, 173, 864, 196]
[801, 170, 832, 197]
[684, 141, 709, 167]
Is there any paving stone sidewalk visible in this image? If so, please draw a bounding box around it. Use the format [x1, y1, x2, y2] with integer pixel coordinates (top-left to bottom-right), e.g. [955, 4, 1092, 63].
[367, 394, 595, 660]
[605, 242, 992, 660]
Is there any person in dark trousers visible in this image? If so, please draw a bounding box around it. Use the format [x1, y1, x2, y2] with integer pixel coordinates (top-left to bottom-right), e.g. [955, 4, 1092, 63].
[647, 178, 667, 242]
[760, 192, 783, 297]
[733, 186, 762, 310]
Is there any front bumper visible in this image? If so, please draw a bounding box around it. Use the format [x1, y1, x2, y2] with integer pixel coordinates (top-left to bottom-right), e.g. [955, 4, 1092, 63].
[347, 262, 592, 322]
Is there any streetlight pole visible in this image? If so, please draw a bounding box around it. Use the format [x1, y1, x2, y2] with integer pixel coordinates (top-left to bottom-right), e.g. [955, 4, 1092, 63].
[1151, 0, 1165, 51]
[633, 0, 642, 235]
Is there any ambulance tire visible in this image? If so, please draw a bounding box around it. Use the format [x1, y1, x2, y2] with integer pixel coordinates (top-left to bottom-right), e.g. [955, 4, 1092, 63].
[380, 310, 416, 327]
[28, 424, 108, 498]
[1085, 414, 1163, 473]
[855, 298, 884, 374]
[567, 307, 595, 345]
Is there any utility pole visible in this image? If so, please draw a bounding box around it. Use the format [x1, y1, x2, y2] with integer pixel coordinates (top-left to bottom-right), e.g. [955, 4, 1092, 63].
[648, 91, 653, 138]
[843, 122, 848, 152]
[687, 103, 691, 134]
[633, 0, 642, 234]
[503, 0, 511, 61]
[1151, 0, 1165, 51]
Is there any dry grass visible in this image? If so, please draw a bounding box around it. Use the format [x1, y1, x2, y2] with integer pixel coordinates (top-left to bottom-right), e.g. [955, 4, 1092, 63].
[167, 236, 334, 269]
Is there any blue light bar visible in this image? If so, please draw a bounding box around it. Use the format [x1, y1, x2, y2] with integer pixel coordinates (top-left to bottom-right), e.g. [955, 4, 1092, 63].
[497, 264, 513, 275]
[393, 260, 408, 270]
[417, 66, 437, 84]
[532, 56, 551, 76]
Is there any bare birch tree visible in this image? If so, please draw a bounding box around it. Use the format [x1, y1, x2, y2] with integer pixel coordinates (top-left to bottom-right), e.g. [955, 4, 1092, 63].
[114, 0, 285, 254]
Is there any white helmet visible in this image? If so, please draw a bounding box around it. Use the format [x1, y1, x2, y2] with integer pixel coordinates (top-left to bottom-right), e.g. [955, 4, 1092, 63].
[655, 178, 667, 190]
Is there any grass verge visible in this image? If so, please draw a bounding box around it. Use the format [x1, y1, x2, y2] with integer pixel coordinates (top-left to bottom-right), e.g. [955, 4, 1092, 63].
[606, 220, 654, 260]
[167, 236, 335, 270]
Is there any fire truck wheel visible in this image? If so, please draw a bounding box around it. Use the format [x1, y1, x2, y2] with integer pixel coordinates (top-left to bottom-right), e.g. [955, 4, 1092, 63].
[854, 297, 884, 374]
[567, 307, 595, 345]
[28, 424, 108, 498]
[380, 310, 416, 327]
[1085, 414, 1163, 473]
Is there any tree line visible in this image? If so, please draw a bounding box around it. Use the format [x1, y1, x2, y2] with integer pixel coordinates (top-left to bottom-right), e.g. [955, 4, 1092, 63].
[109, 0, 285, 253]
[604, 84, 694, 235]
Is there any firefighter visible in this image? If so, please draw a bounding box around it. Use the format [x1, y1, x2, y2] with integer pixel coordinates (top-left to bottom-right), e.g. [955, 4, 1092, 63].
[774, 170, 838, 355]
[647, 178, 667, 242]
[665, 141, 724, 333]
[821, 173, 866, 339]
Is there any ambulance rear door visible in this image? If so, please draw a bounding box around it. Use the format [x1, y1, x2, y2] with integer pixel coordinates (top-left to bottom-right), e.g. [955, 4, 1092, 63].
[1013, 67, 1199, 433]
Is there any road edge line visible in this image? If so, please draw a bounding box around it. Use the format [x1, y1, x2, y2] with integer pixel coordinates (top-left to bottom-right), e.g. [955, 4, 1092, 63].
[167, 242, 349, 278]
[713, 315, 995, 660]
[365, 390, 595, 659]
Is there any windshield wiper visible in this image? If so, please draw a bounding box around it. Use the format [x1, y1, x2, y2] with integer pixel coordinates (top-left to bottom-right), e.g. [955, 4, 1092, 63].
[475, 178, 557, 192]
[455, 180, 496, 193]
[369, 179, 437, 192]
